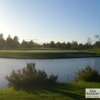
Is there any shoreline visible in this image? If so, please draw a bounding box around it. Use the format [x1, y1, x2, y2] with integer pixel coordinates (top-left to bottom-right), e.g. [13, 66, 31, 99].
[0, 50, 99, 59]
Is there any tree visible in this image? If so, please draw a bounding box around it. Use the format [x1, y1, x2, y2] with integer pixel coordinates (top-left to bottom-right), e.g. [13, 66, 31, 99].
[6, 63, 58, 88]
[84, 38, 93, 49]
[66, 42, 71, 49]
[43, 43, 50, 48]
[87, 37, 92, 45]
[0, 33, 5, 49]
[95, 35, 100, 41]
[21, 40, 28, 49]
[75, 66, 100, 82]
[94, 41, 100, 48]
[28, 40, 36, 48]
[61, 41, 67, 49]
[56, 42, 61, 48]
[6, 35, 13, 49]
[71, 41, 78, 50]
[43, 43, 47, 48]
[13, 36, 20, 48]
[50, 41, 56, 48]
[78, 43, 84, 50]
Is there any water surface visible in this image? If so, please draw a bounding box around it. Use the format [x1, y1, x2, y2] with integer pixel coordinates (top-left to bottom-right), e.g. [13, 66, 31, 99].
[0, 57, 100, 88]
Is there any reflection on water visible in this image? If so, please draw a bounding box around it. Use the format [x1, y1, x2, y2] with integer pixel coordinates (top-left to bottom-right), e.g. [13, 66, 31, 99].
[0, 57, 100, 88]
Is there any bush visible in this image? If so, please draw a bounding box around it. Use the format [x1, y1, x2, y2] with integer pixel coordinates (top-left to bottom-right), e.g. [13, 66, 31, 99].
[6, 63, 58, 88]
[75, 66, 100, 82]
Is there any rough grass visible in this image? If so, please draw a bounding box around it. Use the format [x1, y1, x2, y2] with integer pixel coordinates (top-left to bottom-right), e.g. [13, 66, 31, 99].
[0, 81, 100, 100]
[0, 50, 98, 59]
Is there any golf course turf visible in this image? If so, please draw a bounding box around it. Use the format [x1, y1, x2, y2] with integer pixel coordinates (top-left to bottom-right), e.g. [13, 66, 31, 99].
[0, 81, 100, 100]
[0, 50, 99, 59]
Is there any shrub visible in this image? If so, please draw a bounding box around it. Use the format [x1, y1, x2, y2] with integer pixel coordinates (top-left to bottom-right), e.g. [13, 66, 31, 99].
[75, 66, 100, 82]
[6, 63, 58, 88]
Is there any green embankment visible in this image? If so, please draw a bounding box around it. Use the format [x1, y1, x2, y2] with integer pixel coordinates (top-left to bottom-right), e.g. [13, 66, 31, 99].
[0, 81, 100, 100]
[0, 50, 99, 59]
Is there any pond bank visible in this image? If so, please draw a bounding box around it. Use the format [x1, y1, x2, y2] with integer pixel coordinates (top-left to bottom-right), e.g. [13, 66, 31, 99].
[0, 50, 99, 59]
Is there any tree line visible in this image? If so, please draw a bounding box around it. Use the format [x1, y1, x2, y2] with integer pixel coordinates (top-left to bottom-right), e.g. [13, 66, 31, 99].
[0, 33, 40, 49]
[0, 33, 100, 49]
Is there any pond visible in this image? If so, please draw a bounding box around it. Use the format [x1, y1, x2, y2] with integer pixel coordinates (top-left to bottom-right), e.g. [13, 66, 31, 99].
[0, 57, 100, 88]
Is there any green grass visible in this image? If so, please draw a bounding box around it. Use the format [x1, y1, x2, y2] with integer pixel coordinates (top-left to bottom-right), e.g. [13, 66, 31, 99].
[0, 49, 81, 53]
[90, 48, 100, 55]
[0, 81, 100, 100]
[0, 50, 98, 59]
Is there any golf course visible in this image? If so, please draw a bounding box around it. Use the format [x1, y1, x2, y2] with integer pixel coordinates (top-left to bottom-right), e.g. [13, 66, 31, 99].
[0, 49, 99, 59]
[0, 81, 100, 100]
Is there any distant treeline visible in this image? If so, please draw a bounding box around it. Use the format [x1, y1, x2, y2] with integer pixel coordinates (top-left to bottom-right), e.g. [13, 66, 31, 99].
[0, 33, 100, 49]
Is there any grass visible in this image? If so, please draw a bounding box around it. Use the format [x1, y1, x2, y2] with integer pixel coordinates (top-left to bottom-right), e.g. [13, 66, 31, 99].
[90, 48, 100, 55]
[0, 81, 100, 100]
[0, 49, 98, 59]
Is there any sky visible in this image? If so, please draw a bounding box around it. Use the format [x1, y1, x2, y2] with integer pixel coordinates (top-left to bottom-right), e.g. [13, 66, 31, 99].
[0, 0, 100, 44]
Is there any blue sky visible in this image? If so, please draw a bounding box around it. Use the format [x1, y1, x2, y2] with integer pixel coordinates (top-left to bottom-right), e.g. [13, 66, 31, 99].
[0, 0, 100, 43]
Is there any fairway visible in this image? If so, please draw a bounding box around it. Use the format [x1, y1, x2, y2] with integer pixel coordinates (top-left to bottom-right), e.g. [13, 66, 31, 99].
[0, 49, 99, 59]
[0, 81, 100, 100]
[0, 49, 80, 53]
